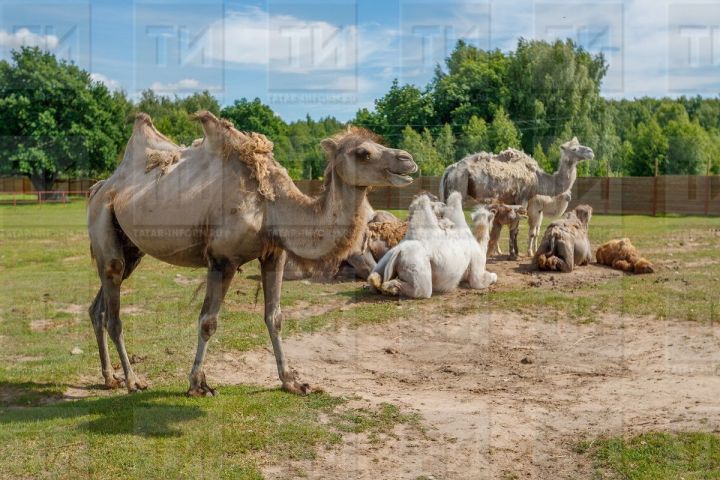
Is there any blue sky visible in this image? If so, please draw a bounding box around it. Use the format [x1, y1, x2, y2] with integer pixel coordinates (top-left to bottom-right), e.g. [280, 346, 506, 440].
[1, 0, 719, 121]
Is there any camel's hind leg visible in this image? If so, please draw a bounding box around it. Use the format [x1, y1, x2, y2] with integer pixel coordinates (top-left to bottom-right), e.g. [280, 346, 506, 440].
[554, 241, 575, 273]
[260, 251, 311, 395]
[88, 207, 146, 392]
[89, 288, 122, 388]
[187, 255, 237, 397]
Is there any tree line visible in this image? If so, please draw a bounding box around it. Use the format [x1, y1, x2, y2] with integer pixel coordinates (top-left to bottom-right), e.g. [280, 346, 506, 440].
[1, 43, 719, 190]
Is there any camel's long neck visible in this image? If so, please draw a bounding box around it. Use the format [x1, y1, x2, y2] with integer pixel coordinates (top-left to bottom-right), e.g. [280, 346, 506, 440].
[266, 170, 367, 261]
[473, 223, 492, 250]
[537, 154, 576, 196]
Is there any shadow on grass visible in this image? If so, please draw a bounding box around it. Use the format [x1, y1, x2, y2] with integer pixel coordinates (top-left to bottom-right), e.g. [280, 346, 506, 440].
[0, 382, 205, 437]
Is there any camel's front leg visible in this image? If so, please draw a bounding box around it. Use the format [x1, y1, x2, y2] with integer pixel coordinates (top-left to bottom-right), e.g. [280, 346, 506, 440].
[508, 220, 520, 260]
[187, 256, 236, 397]
[260, 251, 311, 395]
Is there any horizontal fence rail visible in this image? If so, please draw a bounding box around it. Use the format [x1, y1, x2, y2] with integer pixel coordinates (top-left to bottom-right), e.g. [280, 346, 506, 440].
[1, 176, 718, 216]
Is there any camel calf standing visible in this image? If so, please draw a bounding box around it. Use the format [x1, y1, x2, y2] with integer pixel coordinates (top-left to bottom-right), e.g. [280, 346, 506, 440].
[485, 203, 527, 260]
[596, 238, 654, 274]
[533, 205, 593, 273]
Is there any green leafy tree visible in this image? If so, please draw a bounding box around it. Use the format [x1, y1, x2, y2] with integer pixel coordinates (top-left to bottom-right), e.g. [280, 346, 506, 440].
[533, 143, 552, 172]
[489, 107, 521, 151]
[664, 120, 711, 175]
[434, 124, 456, 165]
[432, 41, 511, 126]
[358, 80, 435, 147]
[458, 115, 489, 157]
[629, 119, 668, 176]
[399, 126, 443, 176]
[506, 39, 606, 153]
[221, 97, 288, 139]
[0, 47, 128, 190]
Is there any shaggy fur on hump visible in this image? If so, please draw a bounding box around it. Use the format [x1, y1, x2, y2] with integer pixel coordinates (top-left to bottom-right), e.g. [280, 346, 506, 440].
[145, 148, 180, 176]
[192, 110, 277, 200]
[368, 221, 408, 248]
[259, 125, 384, 275]
[596, 238, 654, 274]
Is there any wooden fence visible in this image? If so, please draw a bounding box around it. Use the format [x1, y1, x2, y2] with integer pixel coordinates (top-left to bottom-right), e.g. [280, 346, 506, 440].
[1, 175, 719, 216]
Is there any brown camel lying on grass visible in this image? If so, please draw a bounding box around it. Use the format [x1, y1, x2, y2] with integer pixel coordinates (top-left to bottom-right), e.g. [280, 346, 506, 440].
[533, 205, 593, 273]
[596, 238, 654, 274]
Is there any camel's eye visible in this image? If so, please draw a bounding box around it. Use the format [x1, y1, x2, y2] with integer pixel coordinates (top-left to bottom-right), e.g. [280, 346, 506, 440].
[355, 147, 371, 161]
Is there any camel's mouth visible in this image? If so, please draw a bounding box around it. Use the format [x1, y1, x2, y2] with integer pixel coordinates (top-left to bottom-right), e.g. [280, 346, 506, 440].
[385, 170, 414, 186]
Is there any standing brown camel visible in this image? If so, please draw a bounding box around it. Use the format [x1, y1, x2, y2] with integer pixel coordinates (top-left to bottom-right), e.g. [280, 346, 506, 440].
[87, 111, 417, 396]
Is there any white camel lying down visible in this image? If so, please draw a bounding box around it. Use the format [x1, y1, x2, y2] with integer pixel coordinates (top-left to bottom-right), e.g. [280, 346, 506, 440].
[368, 191, 497, 298]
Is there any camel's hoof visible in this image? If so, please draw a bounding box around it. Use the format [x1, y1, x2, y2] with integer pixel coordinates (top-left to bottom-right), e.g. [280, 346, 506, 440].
[126, 377, 149, 393]
[104, 373, 125, 390]
[187, 387, 218, 397]
[186, 386, 217, 397]
[282, 381, 312, 395]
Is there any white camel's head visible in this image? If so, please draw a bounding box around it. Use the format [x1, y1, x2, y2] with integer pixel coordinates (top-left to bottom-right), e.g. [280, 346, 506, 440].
[321, 127, 418, 187]
[471, 205, 495, 236]
[560, 137, 594, 163]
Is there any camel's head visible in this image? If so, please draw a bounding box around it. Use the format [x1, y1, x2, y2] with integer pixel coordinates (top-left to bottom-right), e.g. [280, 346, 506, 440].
[413, 191, 444, 217]
[560, 137, 594, 163]
[321, 127, 417, 187]
[488, 203, 526, 224]
[574, 204, 593, 226]
[472, 205, 495, 232]
[559, 191, 572, 203]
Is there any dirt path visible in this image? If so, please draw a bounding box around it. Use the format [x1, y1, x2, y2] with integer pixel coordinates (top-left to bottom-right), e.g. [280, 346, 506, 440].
[211, 310, 720, 479]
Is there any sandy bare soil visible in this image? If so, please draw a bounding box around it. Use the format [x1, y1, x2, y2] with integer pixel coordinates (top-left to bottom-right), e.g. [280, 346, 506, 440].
[212, 305, 720, 479]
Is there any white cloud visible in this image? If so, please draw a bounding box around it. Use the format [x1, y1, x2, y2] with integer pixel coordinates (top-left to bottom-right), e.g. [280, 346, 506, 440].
[210, 7, 396, 73]
[90, 73, 121, 91]
[0, 28, 59, 49]
[150, 78, 219, 94]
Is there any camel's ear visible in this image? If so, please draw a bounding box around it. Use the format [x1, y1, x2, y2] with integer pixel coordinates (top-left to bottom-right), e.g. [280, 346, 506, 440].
[192, 110, 224, 152]
[488, 205, 499, 215]
[320, 138, 339, 158]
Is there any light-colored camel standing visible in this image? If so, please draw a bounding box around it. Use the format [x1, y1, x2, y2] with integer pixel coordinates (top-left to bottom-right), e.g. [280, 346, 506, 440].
[368, 192, 496, 298]
[526, 191, 572, 256]
[533, 205, 593, 273]
[439, 138, 593, 205]
[87, 112, 417, 396]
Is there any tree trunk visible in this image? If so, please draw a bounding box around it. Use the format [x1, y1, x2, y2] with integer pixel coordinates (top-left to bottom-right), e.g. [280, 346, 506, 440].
[29, 172, 64, 201]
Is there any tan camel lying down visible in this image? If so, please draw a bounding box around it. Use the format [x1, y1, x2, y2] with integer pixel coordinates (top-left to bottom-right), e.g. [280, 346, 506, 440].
[596, 238, 654, 274]
[533, 205, 593, 273]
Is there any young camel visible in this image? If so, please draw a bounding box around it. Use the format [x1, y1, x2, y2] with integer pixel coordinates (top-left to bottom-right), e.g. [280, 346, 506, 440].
[596, 238, 654, 274]
[485, 203, 527, 260]
[533, 205, 593, 273]
[368, 191, 496, 298]
[87, 112, 416, 396]
[526, 191, 572, 256]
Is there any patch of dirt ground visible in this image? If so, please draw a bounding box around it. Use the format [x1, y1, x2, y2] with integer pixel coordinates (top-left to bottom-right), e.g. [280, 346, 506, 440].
[211, 311, 720, 479]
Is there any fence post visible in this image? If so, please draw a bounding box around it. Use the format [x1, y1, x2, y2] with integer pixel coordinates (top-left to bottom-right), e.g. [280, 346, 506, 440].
[652, 158, 659, 217]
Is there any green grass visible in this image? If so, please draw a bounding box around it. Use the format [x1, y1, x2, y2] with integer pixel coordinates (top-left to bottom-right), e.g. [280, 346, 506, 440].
[2, 203, 720, 478]
[583, 432, 720, 479]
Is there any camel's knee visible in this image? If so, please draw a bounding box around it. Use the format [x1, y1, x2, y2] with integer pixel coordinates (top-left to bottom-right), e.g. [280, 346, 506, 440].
[104, 258, 125, 286]
[200, 314, 218, 341]
[264, 307, 283, 333]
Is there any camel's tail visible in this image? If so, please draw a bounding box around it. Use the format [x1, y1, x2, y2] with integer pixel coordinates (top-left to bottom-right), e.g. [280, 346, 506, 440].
[439, 166, 450, 202]
[439, 163, 466, 203]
